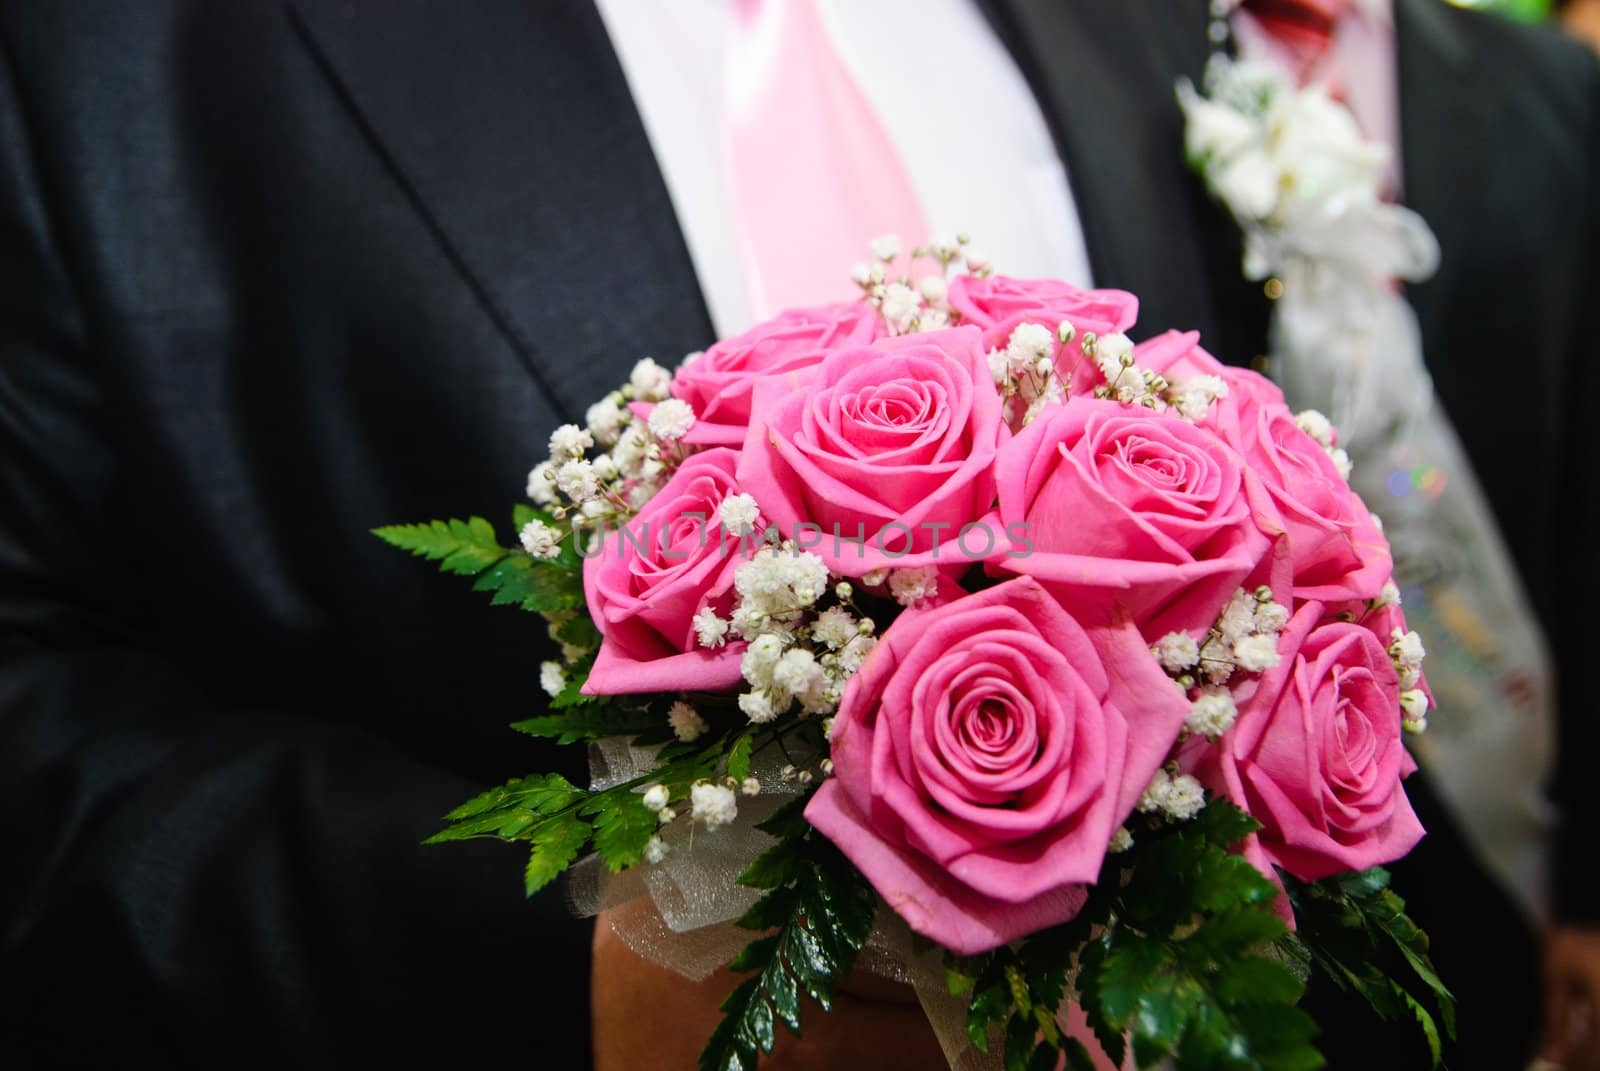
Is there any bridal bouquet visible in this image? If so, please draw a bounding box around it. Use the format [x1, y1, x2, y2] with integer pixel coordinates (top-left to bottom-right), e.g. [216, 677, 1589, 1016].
[380, 238, 1452, 1070]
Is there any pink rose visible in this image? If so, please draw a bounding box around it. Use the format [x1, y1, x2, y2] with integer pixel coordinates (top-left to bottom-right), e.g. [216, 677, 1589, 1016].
[1136, 331, 1390, 603]
[737, 326, 1006, 576]
[805, 577, 1190, 955]
[947, 274, 1138, 352]
[1204, 601, 1425, 883]
[582, 449, 747, 694]
[668, 302, 882, 446]
[990, 397, 1281, 639]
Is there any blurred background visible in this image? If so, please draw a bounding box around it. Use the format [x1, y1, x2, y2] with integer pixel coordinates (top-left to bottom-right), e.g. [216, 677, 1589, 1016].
[1474, 0, 1600, 48]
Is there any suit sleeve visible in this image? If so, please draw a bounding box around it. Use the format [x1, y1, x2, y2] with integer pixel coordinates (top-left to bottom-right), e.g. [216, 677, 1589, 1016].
[1550, 54, 1600, 928]
[0, 39, 593, 1068]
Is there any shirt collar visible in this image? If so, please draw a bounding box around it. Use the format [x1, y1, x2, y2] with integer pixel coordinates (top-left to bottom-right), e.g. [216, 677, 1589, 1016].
[1226, 0, 1392, 28]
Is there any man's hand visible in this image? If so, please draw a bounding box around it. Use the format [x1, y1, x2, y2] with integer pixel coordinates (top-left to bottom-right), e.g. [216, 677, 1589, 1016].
[591, 908, 947, 1070]
[1540, 926, 1600, 1071]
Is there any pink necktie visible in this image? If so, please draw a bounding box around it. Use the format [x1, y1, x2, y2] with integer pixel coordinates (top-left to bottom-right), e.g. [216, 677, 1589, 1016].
[724, 0, 929, 321]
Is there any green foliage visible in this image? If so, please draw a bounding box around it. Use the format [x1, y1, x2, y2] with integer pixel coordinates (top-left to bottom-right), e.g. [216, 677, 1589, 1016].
[510, 703, 663, 744]
[962, 799, 1322, 1071]
[1283, 867, 1455, 1066]
[470, 552, 583, 612]
[553, 612, 602, 651]
[373, 516, 502, 575]
[422, 730, 732, 900]
[700, 822, 878, 1071]
[373, 514, 581, 612]
[725, 730, 755, 785]
[583, 790, 659, 872]
[426, 773, 584, 843]
[523, 812, 590, 895]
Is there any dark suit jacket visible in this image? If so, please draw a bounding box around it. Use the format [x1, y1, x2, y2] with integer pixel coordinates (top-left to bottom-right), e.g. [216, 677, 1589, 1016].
[0, 2, 1592, 1068]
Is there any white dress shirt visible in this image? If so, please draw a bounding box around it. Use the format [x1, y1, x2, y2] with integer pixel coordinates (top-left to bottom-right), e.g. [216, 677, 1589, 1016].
[594, 0, 1095, 338]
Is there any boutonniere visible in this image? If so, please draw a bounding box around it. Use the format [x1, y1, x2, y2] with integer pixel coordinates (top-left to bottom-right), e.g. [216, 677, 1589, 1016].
[1176, 56, 1439, 444]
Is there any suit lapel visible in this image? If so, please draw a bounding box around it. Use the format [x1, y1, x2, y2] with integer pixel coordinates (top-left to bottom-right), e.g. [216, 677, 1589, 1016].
[981, 0, 1224, 347]
[1394, 0, 1477, 351]
[287, 0, 712, 421]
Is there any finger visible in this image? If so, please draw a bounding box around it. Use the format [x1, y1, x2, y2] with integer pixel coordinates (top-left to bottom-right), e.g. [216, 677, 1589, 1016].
[1544, 984, 1574, 1064]
[1577, 996, 1600, 1071]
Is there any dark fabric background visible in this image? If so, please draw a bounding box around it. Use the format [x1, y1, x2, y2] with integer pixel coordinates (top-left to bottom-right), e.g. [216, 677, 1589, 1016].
[0, 2, 1592, 1068]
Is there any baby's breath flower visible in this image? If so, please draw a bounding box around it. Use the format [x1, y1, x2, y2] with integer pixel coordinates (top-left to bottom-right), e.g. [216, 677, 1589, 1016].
[811, 606, 858, 650]
[740, 777, 761, 797]
[730, 604, 767, 641]
[1390, 628, 1426, 688]
[869, 234, 902, 261]
[1400, 688, 1429, 730]
[1006, 322, 1054, 368]
[1163, 774, 1206, 820]
[548, 423, 593, 459]
[690, 782, 738, 830]
[1108, 827, 1134, 853]
[693, 607, 730, 649]
[1233, 633, 1281, 672]
[739, 691, 777, 724]
[881, 283, 921, 330]
[772, 648, 823, 702]
[585, 399, 626, 446]
[629, 358, 673, 401]
[834, 635, 878, 675]
[1294, 409, 1335, 448]
[647, 398, 696, 441]
[918, 274, 948, 305]
[888, 565, 939, 609]
[718, 493, 761, 537]
[643, 836, 670, 864]
[555, 459, 600, 501]
[986, 348, 1011, 386]
[539, 661, 565, 698]
[1138, 769, 1206, 821]
[1093, 332, 1135, 380]
[1199, 636, 1234, 685]
[1216, 589, 1257, 643]
[1168, 374, 1229, 422]
[519, 519, 561, 560]
[1153, 631, 1201, 672]
[526, 461, 558, 505]
[1389, 629, 1426, 666]
[668, 701, 709, 742]
[1186, 688, 1238, 739]
[642, 784, 670, 812]
[929, 233, 960, 261]
[1137, 770, 1171, 814]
